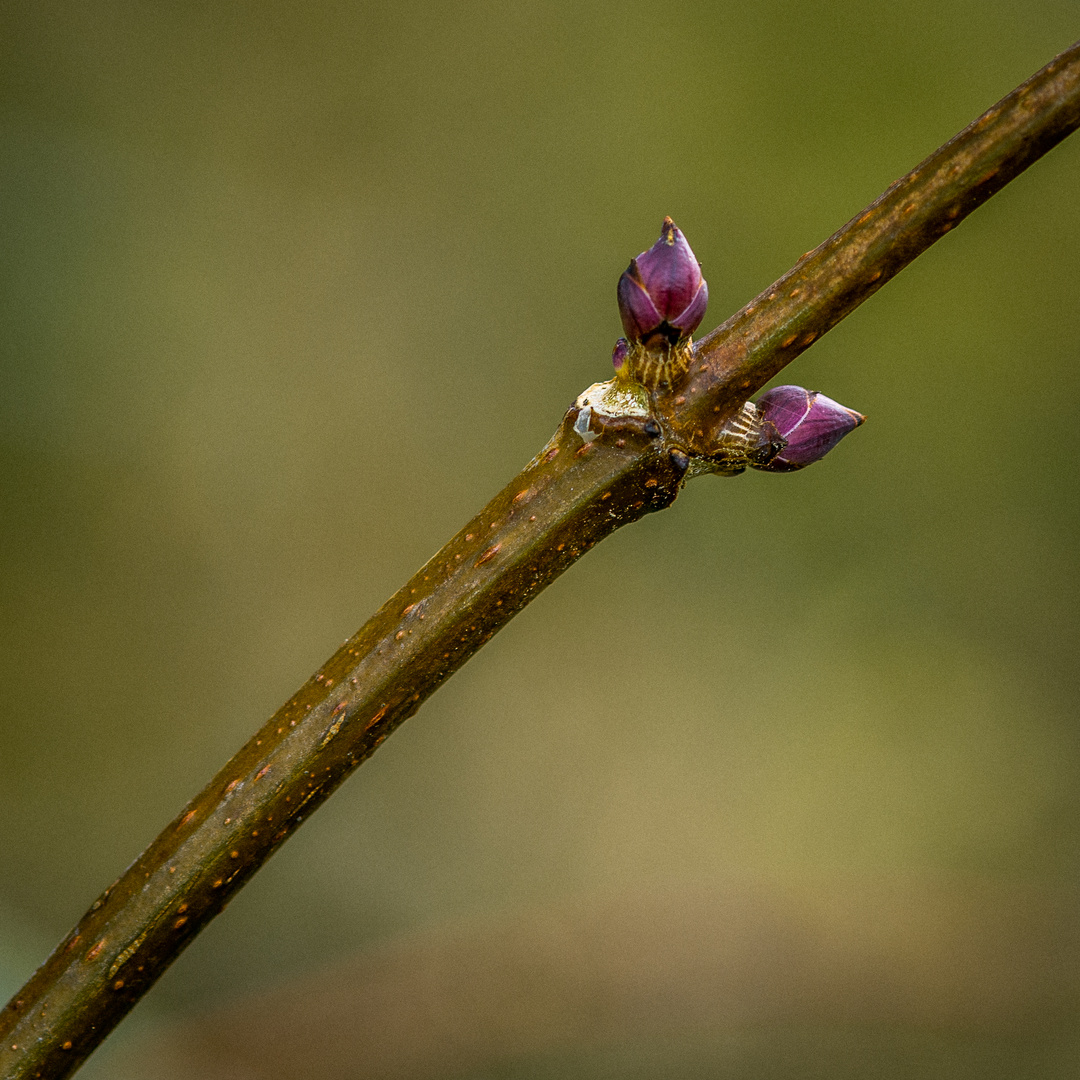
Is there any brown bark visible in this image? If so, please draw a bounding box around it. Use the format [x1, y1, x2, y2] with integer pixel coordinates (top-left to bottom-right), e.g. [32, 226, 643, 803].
[3, 38, 1079, 1080]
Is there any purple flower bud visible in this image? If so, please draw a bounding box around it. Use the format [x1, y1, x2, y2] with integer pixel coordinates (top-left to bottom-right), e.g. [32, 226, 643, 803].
[617, 217, 708, 348]
[611, 338, 630, 373]
[752, 385, 865, 471]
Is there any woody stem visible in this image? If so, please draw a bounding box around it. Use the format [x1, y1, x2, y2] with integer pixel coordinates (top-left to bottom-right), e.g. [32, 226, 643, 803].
[3, 37, 1080, 1080]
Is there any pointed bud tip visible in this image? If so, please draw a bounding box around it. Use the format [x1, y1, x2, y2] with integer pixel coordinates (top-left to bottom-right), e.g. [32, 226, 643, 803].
[753, 385, 864, 471]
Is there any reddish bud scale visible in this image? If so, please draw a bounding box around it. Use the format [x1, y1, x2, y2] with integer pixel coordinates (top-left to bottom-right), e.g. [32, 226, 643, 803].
[611, 338, 629, 372]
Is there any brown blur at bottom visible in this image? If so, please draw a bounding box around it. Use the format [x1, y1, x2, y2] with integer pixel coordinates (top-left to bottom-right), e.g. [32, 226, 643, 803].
[107, 876, 1078, 1080]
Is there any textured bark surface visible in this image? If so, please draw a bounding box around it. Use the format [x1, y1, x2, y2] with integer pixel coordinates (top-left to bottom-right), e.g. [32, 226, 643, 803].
[2, 38, 1079, 1080]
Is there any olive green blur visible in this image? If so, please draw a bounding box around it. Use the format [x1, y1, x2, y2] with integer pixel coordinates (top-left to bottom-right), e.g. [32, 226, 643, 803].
[2, 4, 1078, 1078]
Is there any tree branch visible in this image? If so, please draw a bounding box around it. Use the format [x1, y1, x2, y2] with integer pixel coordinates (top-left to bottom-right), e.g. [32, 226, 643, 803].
[3, 39, 1079, 1080]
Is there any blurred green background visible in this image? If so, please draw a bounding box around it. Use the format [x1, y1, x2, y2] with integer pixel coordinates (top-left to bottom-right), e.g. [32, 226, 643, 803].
[2, 3, 1079, 1077]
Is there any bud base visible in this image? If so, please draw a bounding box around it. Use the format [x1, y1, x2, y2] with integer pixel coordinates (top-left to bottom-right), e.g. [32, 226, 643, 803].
[625, 339, 694, 389]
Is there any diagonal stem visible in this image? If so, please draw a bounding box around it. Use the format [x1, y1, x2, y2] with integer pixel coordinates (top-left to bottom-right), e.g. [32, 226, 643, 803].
[657, 39, 1080, 445]
[3, 38, 1079, 1080]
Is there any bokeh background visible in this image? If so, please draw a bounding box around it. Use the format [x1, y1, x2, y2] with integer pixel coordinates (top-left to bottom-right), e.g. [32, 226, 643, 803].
[2, 3, 1079, 1077]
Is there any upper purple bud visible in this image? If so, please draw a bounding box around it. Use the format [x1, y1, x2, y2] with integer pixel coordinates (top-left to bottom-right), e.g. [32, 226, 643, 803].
[618, 217, 708, 347]
[752, 385, 865, 471]
[611, 337, 630, 372]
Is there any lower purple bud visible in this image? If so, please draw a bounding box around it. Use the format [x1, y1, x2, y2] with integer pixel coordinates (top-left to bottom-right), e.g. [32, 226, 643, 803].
[612, 338, 629, 372]
[752, 385, 865, 471]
